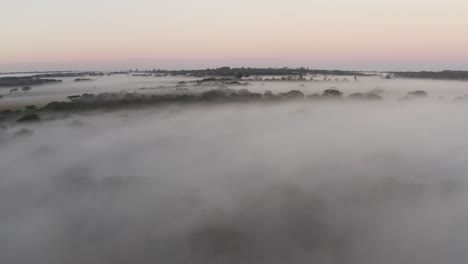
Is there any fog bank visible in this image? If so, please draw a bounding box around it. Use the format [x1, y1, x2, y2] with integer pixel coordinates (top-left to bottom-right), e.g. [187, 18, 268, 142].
[1, 101, 468, 263]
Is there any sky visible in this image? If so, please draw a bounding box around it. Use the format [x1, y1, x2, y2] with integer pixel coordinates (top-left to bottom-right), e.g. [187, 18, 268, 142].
[1, 0, 468, 71]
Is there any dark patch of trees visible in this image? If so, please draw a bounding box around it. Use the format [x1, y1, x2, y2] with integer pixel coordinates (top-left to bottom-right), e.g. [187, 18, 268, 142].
[34, 72, 104, 78]
[0, 77, 62, 87]
[393, 71, 468, 80]
[16, 114, 41, 123]
[348, 93, 383, 101]
[74, 78, 94, 82]
[322, 89, 343, 97]
[400, 90, 429, 101]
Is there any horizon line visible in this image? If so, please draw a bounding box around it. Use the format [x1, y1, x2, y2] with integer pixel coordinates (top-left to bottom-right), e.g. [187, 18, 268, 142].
[2, 67, 468, 75]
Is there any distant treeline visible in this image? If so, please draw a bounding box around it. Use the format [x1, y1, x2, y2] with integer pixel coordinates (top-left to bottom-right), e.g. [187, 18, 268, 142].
[3, 86, 468, 126]
[1, 87, 444, 123]
[33, 72, 105, 78]
[393, 71, 468, 80]
[0, 70, 75, 75]
[147, 67, 369, 78]
[0, 77, 62, 87]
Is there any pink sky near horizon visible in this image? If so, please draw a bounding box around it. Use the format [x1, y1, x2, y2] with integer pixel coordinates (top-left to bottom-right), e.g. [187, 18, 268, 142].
[1, 0, 468, 71]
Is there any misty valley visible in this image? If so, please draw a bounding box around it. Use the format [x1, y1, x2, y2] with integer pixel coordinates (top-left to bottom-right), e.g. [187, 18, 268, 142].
[1, 70, 468, 263]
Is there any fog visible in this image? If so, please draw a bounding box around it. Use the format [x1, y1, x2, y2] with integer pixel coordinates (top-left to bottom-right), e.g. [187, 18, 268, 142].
[1, 85, 468, 263]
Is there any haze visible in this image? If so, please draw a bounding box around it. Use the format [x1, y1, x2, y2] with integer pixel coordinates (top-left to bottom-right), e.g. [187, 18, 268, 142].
[2, 96, 468, 263]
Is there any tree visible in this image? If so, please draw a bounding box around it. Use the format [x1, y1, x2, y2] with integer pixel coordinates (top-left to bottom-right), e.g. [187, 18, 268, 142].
[322, 89, 343, 97]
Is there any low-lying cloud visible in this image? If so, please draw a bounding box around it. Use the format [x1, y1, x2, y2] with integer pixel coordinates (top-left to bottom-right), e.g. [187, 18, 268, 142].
[1, 100, 468, 264]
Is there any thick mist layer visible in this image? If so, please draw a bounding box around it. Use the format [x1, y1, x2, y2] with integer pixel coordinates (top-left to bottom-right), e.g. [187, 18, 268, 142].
[1, 101, 468, 264]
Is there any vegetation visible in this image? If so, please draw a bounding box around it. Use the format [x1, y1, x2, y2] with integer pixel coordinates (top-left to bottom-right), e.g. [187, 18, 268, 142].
[348, 92, 383, 101]
[147, 67, 369, 78]
[0, 87, 393, 123]
[0, 77, 62, 87]
[16, 114, 41, 123]
[34, 72, 105, 78]
[393, 71, 468, 80]
[400, 90, 429, 101]
[3, 85, 467, 125]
